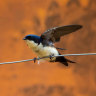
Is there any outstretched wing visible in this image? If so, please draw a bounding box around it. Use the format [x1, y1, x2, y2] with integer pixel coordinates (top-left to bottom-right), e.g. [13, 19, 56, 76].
[41, 25, 82, 43]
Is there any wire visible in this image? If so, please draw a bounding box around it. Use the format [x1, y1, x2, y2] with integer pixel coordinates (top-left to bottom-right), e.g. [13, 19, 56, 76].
[0, 53, 96, 64]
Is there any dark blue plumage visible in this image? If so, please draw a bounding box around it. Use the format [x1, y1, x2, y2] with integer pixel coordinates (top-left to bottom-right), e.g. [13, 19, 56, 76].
[23, 34, 41, 44]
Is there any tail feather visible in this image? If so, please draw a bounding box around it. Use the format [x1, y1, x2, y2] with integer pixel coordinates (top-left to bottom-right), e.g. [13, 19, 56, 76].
[66, 58, 76, 63]
[55, 53, 75, 66]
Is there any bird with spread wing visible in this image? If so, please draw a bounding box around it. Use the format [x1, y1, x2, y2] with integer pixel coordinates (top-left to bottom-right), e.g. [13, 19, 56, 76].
[23, 25, 82, 66]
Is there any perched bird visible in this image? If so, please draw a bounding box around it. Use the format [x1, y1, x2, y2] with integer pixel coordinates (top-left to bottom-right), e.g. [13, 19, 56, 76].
[23, 25, 82, 66]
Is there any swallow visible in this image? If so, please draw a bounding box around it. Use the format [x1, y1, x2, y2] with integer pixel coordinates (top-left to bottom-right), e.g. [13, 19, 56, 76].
[23, 25, 82, 66]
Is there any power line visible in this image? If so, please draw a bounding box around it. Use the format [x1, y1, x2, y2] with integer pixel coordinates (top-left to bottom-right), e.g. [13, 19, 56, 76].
[0, 53, 96, 65]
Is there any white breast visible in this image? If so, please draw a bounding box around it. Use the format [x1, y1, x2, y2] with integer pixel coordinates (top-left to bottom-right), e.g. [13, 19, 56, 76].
[26, 40, 59, 61]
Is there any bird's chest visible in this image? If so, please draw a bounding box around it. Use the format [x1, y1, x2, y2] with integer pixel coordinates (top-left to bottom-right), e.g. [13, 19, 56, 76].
[37, 45, 58, 57]
[26, 40, 59, 61]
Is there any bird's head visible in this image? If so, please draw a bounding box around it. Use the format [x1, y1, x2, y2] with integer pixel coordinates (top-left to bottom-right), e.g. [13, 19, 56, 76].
[23, 34, 41, 44]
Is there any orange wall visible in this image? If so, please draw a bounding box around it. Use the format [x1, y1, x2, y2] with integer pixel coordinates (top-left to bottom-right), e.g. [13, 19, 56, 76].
[0, 0, 96, 96]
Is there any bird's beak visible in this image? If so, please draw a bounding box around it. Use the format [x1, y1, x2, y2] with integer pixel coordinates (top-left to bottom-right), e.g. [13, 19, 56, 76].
[23, 37, 26, 40]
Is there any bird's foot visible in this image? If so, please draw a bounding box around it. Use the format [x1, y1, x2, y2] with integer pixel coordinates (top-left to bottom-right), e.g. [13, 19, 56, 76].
[49, 54, 54, 60]
[33, 57, 37, 63]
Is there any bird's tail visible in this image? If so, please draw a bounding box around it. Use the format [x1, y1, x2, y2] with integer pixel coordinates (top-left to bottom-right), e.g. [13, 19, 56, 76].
[55, 53, 75, 66]
[66, 58, 75, 63]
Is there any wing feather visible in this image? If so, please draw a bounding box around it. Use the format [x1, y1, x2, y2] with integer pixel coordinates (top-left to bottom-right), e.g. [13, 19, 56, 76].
[41, 25, 82, 43]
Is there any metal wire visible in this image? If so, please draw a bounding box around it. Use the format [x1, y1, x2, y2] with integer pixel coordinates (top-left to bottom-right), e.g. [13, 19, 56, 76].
[0, 53, 96, 64]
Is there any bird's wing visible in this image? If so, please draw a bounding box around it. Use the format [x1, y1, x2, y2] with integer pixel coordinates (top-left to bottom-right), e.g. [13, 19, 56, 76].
[41, 25, 82, 43]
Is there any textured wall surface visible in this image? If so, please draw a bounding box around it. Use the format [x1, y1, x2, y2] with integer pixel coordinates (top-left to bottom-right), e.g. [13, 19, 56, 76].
[0, 0, 96, 96]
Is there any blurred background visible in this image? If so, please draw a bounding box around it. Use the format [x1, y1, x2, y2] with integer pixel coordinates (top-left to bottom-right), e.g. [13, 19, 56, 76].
[0, 0, 96, 96]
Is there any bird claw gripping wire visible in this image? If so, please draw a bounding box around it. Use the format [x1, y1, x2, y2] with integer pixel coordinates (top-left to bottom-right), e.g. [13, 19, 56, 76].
[49, 54, 54, 60]
[33, 57, 37, 63]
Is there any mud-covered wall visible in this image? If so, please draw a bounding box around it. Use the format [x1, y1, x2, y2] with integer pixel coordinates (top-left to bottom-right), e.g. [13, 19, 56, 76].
[0, 0, 96, 96]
